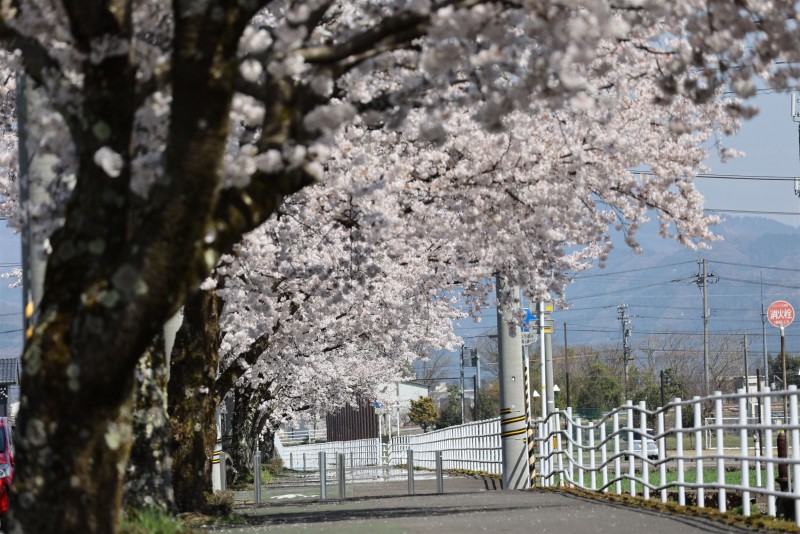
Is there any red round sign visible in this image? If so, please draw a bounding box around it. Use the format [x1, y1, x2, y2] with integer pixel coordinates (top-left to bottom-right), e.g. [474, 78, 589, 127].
[768, 300, 795, 329]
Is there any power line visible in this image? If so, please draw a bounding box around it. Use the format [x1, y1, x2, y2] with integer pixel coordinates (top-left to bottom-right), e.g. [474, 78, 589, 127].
[569, 261, 695, 279]
[711, 260, 800, 274]
[704, 208, 800, 216]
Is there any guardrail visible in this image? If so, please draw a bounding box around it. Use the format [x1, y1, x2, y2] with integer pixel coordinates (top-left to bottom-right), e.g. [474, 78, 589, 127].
[274, 435, 380, 471]
[277, 427, 328, 446]
[535, 386, 800, 525]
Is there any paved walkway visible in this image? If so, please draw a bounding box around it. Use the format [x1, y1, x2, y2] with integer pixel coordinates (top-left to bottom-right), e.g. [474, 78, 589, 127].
[217, 477, 753, 534]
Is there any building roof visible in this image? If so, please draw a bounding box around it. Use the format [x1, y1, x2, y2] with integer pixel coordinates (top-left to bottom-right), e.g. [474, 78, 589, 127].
[0, 359, 18, 385]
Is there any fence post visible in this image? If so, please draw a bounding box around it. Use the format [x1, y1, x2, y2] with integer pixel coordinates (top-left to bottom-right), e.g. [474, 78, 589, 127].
[627, 401, 635, 497]
[338, 453, 346, 499]
[436, 450, 444, 494]
[715, 391, 726, 513]
[693, 396, 704, 508]
[613, 411, 621, 495]
[738, 388, 750, 517]
[600, 418, 607, 493]
[407, 449, 415, 495]
[566, 407, 574, 484]
[319, 451, 327, 500]
[675, 399, 684, 506]
[253, 449, 262, 504]
[639, 401, 649, 501]
[658, 409, 666, 504]
[790, 385, 800, 525]
[556, 411, 564, 487]
[589, 421, 596, 490]
[576, 418, 584, 489]
[764, 387, 775, 517]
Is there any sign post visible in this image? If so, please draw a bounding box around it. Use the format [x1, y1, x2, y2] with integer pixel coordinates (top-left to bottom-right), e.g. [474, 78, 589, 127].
[767, 300, 794, 422]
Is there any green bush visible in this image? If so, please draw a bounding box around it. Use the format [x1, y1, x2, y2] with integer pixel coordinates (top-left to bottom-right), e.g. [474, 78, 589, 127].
[265, 457, 284, 475]
[204, 489, 235, 516]
[120, 508, 194, 534]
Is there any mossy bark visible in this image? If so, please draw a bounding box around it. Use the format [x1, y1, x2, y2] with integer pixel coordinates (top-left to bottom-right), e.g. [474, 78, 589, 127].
[168, 289, 222, 512]
[123, 335, 175, 512]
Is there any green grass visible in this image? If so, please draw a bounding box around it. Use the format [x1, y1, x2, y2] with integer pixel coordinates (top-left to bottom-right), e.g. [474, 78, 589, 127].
[120, 508, 195, 534]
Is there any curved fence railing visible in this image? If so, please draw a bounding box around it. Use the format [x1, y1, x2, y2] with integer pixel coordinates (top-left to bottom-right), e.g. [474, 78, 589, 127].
[534, 386, 800, 525]
[272, 386, 800, 526]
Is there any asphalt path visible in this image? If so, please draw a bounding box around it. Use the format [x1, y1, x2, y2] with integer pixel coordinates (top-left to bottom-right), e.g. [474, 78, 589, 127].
[214, 477, 754, 534]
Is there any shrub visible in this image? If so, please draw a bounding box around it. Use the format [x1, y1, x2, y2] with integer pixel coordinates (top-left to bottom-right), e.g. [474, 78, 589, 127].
[120, 508, 194, 534]
[204, 490, 235, 516]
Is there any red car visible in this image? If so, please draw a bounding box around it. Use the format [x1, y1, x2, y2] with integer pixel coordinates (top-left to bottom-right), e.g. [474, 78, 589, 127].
[0, 418, 14, 530]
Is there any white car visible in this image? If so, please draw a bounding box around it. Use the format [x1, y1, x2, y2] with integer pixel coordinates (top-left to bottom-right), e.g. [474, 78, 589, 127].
[625, 428, 658, 460]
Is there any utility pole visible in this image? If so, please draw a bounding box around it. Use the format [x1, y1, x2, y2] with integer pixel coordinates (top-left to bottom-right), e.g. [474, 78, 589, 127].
[761, 275, 769, 381]
[495, 276, 529, 490]
[693, 259, 718, 397]
[460, 345, 465, 424]
[563, 323, 570, 407]
[618, 304, 632, 398]
[473, 349, 481, 416]
[744, 334, 750, 418]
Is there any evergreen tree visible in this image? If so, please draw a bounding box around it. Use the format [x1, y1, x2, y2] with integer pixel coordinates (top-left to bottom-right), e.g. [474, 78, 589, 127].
[408, 397, 438, 432]
[437, 386, 463, 429]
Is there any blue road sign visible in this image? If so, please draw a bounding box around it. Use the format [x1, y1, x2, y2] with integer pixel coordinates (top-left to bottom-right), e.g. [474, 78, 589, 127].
[521, 308, 537, 333]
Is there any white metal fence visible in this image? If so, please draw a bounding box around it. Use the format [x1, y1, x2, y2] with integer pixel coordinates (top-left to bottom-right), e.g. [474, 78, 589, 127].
[273, 387, 800, 525]
[274, 435, 380, 471]
[390, 418, 502, 474]
[277, 427, 327, 446]
[536, 386, 800, 525]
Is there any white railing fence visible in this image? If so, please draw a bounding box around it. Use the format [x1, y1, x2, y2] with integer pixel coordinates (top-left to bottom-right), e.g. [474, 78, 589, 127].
[537, 386, 800, 525]
[390, 418, 502, 474]
[271, 387, 800, 524]
[277, 427, 328, 446]
[274, 435, 380, 471]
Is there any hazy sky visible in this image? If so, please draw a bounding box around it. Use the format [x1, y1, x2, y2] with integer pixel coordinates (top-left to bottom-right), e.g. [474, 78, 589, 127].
[700, 90, 800, 227]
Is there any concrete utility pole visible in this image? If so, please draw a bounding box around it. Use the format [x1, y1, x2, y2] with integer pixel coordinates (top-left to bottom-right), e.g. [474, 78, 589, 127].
[460, 345, 465, 424]
[495, 275, 529, 490]
[544, 322, 554, 415]
[693, 259, 717, 397]
[618, 304, 632, 398]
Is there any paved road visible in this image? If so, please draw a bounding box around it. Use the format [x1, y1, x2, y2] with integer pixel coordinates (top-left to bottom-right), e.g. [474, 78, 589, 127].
[216, 477, 752, 534]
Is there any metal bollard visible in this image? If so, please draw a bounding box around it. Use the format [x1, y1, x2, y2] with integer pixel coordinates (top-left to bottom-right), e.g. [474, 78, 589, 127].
[303, 452, 307, 477]
[407, 449, 415, 495]
[220, 451, 227, 491]
[253, 449, 262, 504]
[319, 451, 327, 500]
[338, 453, 346, 499]
[290, 452, 294, 471]
[436, 450, 444, 494]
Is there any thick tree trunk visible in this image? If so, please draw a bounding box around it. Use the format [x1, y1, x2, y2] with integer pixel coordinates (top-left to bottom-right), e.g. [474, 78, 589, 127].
[168, 289, 222, 512]
[227, 393, 259, 485]
[123, 335, 175, 512]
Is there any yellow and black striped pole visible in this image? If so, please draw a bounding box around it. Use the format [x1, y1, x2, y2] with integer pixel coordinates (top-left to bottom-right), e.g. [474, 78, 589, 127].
[496, 277, 529, 489]
[524, 364, 536, 486]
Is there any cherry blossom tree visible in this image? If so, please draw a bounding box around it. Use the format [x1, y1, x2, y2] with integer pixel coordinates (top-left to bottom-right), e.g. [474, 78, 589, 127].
[1, 0, 799, 531]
